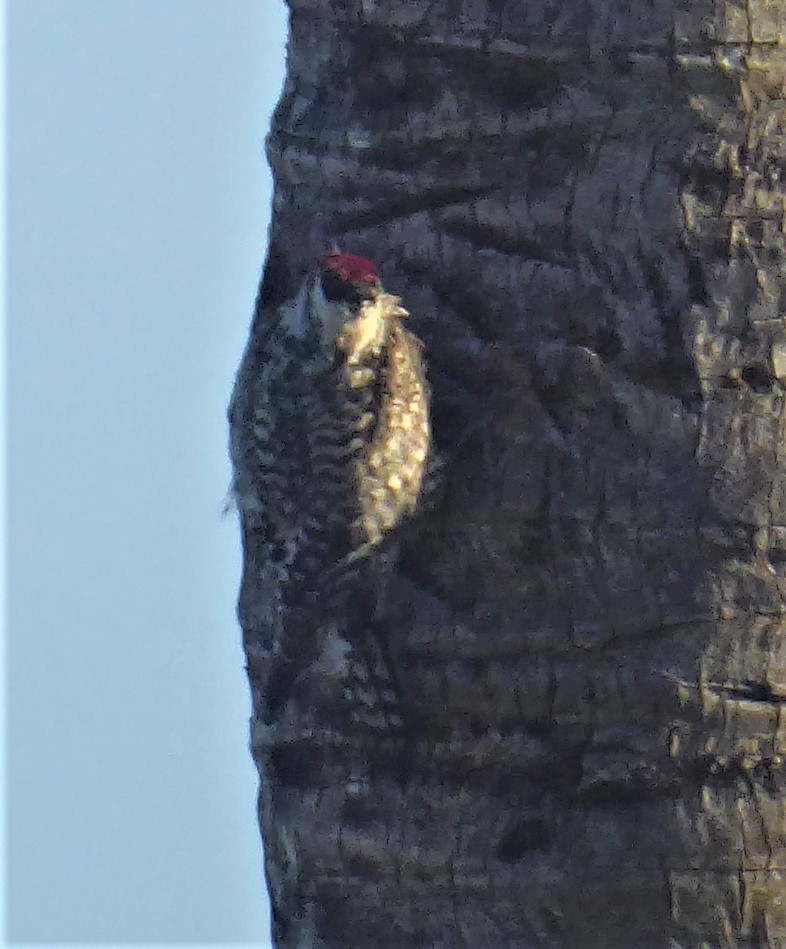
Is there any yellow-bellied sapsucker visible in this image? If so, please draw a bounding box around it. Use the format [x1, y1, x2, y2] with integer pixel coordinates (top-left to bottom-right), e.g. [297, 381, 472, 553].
[229, 251, 431, 728]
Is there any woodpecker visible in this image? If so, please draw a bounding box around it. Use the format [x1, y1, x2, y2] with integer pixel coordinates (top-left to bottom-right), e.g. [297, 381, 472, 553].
[229, 251, 431, 726]
[230, 248, 430, 621]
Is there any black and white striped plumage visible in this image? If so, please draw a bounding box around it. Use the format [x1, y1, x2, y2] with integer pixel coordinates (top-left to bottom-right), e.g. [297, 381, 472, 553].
[229, 252, 431, 726]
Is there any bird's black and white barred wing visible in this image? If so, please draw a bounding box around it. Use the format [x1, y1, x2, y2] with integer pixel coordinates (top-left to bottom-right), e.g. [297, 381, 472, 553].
[229, 315, 357, 603]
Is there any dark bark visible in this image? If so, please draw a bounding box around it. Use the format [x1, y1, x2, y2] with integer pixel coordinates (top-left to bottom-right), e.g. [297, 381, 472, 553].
[233, 1, 786, 945]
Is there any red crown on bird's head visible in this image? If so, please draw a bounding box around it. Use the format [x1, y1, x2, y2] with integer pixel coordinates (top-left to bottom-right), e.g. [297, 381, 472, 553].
[322, 251, 378, 285]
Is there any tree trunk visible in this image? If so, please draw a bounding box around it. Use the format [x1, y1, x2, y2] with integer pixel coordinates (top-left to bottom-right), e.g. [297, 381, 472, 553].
[231, 1, 786, 945]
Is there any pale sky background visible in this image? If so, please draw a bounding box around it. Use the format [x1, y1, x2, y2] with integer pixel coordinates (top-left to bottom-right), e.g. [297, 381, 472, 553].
[7, 1, 288, 942]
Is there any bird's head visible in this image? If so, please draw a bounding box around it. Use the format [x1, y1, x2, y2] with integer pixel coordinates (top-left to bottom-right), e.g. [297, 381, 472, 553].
[320, 251, 381, 306]
[302, 251, 408, 366]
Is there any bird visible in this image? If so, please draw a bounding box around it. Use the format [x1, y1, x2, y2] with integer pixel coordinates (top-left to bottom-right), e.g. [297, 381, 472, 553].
[229, 250, 432, 726]
[231, 250, 431, 599]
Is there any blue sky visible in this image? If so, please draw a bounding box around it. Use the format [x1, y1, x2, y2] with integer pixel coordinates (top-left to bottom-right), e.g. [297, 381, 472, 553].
[6, 1, 287, 942]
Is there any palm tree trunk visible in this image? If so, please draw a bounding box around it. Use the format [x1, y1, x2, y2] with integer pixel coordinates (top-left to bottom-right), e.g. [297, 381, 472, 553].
[232, 2, 786, 945]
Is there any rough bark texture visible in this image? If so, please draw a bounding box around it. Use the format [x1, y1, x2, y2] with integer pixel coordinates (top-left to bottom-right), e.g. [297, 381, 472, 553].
[233, 1, 786, 945]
